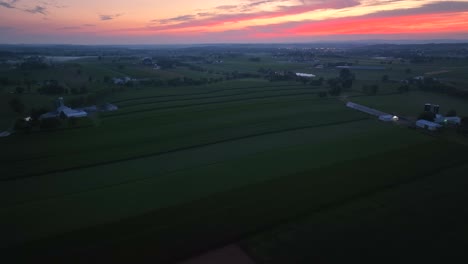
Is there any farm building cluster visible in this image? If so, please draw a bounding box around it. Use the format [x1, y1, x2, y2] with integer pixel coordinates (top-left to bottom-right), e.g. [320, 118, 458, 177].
[415, 103, 461, 131]
[346, 101, 460, 131]
[39, 97, 118, 120]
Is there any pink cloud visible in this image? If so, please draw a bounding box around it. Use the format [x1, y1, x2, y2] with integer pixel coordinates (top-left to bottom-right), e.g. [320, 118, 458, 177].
[147, 0, 360, 32]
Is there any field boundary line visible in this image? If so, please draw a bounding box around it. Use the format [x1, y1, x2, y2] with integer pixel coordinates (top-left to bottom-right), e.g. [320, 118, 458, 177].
[1, 117, 369, 182]
[104, 91, 321, 118]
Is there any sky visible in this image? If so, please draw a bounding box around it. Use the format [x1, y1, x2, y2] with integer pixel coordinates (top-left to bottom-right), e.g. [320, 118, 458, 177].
[1, 0, 468, 44]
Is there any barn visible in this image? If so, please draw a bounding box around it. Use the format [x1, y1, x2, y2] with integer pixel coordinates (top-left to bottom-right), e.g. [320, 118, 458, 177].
[416, 120, 442, 131]
[40, 97, 88, 120]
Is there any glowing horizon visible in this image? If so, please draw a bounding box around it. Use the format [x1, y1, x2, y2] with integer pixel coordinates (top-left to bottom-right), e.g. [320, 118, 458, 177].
[1, 0, 468, 44]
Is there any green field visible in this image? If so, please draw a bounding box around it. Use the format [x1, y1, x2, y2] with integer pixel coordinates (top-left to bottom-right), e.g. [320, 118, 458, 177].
[244, 157, 468, 263]
[2, 46, 468, 263]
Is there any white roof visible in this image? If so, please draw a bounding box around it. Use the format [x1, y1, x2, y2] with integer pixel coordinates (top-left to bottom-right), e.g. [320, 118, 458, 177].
[295, 73, 316, 78]
[379, 115, 393, 122]
[0, 131, 11, 137]
[40, 106, 88, 119]
[346, 102, 389, 117]
[416, 119, 442, 127]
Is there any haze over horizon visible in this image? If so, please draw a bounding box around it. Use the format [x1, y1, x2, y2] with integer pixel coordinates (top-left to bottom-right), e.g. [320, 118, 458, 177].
[1, 0, 468, 45]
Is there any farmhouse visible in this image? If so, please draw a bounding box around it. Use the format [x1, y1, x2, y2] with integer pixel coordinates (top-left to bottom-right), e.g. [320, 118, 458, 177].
[112, 77, 132, 85]
[142, 57, 153, 65]
[40, 97, 88, 120]
[296, 73, 316, 78]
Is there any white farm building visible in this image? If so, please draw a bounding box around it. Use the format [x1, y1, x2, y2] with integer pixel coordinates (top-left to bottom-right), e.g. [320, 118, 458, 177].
[346, 102, 388, 117]
[416, 120, 442, 131]
[379, 114, 398, 122]
[346, 102, 399, 122]
[295, 73, 316, 78]
[40, 97, 88, 120]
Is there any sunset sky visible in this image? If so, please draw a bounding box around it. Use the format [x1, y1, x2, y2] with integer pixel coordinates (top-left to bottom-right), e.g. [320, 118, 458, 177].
[1, 0, 468, 44]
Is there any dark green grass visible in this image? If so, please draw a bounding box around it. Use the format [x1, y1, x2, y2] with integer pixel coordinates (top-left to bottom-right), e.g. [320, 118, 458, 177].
[0, 94, 360, 179]
[0, 119, 430, 247]
[244, 158, 468, 264]
[4, 140, 467, 263]
[112, 83, 311, 106]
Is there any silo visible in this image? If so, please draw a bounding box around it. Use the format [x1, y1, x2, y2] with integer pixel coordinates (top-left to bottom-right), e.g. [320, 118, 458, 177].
[424, 103, 432, 112]
[54, 97, 65, 109]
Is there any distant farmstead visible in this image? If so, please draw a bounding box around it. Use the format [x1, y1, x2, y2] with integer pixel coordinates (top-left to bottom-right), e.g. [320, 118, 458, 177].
[421, 103, 461, 128]
[40, 97, 88, 120]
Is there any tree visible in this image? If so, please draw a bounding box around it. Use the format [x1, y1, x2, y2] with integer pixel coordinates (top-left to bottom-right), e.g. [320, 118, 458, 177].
[8, 97, 25, 114]
[15, 86, 25, 94]
[327, 78, 342, 96]
[418, 111, 436, 122]
[339, 68, 352, 80]
[339, 68, 354, 89]
[446, 109, 457, 117]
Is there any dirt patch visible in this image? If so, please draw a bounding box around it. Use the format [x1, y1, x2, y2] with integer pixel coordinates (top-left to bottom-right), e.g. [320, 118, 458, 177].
[178, 244, 256, 264]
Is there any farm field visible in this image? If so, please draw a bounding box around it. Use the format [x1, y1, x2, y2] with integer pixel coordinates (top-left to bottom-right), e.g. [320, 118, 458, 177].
[4, 139, 467, 263]
[2, 44, 468, 263]
[0, 76, 447, 259]
[244, 159, 468, 263]
[0, 80, 428, 239]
